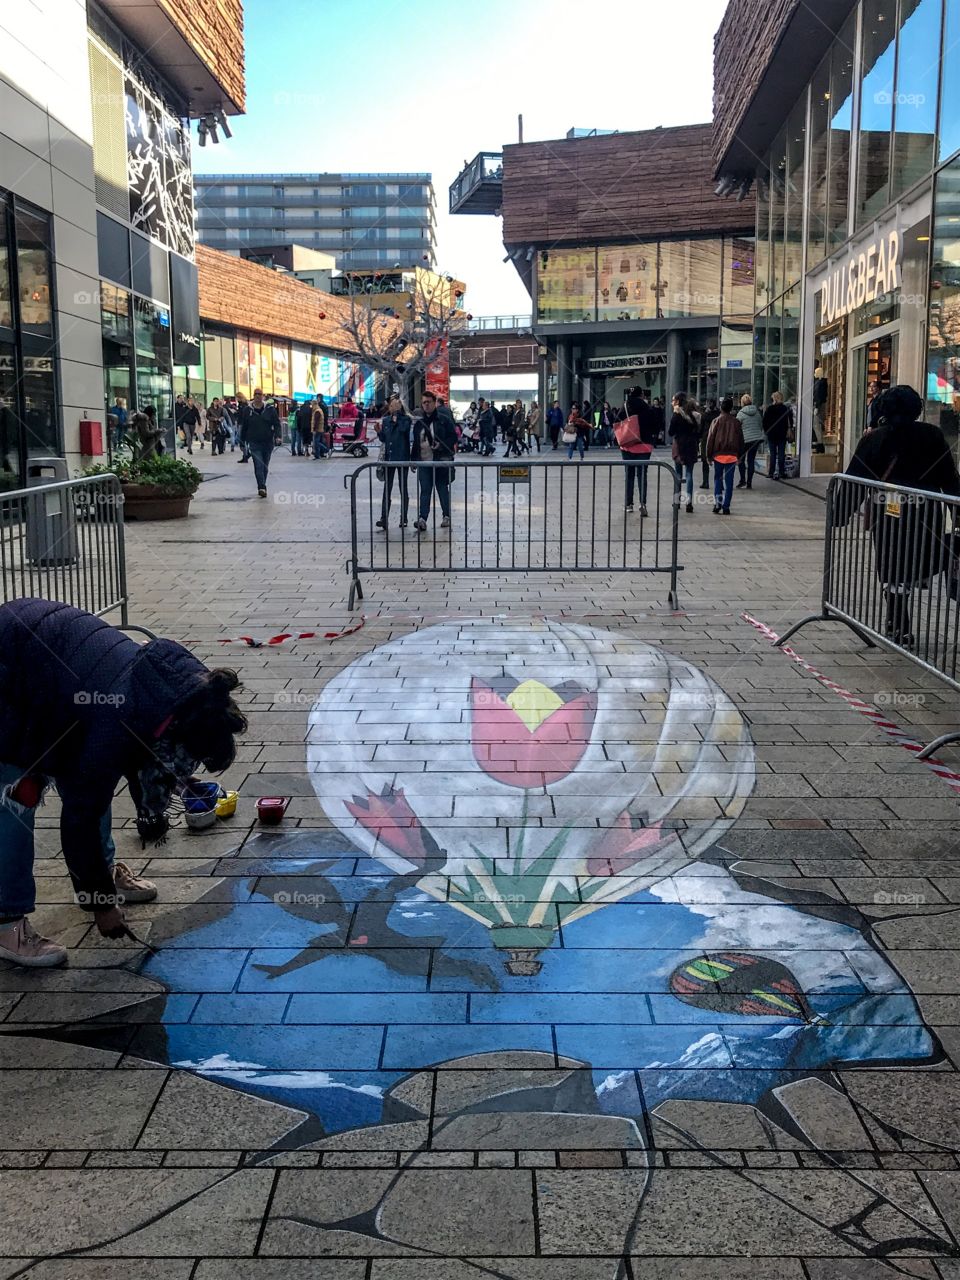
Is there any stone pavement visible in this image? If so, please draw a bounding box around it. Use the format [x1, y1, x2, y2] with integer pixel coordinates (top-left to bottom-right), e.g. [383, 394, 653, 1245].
[5, 442, 960, 1278]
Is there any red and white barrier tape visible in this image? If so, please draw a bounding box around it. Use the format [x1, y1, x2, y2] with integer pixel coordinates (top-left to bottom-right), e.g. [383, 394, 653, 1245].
[741, 611, 960, 795]
[208, 616, 366, 648]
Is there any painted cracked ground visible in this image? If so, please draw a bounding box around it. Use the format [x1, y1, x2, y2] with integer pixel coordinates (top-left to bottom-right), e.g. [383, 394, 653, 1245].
[116, 623, 940, 1137]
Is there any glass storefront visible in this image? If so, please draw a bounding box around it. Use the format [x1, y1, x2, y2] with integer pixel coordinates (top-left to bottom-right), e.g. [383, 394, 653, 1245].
[536, 236, 752, 327]
[0, 189, 59, 486]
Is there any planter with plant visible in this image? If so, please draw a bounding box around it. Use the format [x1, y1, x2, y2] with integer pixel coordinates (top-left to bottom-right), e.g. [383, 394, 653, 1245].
[81, 454, 202, 520]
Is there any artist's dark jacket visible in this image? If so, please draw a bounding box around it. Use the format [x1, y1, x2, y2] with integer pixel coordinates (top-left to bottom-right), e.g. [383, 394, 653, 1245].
[0, 600, 210, 908]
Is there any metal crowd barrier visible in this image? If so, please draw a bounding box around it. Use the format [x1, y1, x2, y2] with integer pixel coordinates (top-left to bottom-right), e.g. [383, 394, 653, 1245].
[344, 457, 682, 612]
[777, 472, 960, 757]
[0, 473, 129, 625]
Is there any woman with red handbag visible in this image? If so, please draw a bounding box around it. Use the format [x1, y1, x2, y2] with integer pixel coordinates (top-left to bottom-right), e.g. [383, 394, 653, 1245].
[614, 388, 656, 515]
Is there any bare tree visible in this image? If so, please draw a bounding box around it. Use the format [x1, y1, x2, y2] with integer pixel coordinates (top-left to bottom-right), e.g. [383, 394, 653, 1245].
[336, 269, 468, 405]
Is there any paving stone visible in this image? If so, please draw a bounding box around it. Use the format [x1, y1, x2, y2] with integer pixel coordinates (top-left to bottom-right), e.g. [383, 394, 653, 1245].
[0, 1069, 164, 1149]
[194, 1264, 365, 1279]
[432, 1112, 643, 1150]
[370, 1262, 624, 1279]
[535, 1169, 651, 1253]
[630, 1263, 805, 1279]
[773, 1077, 873, 1151]
[651, 1099, 792, 1151]
[0, 1169, 272, 1254]
[0, 1264, 194, 1279]
[137, 1071, 309, 1150]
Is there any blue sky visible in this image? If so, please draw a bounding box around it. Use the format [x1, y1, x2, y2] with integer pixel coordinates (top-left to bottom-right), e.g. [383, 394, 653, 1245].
[194, 0, 726, 314]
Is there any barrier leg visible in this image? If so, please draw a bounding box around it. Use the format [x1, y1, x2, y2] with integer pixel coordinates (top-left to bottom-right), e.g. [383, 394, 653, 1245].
[347, 571, 363, 613]
[775, 612, 877, 650]
[917, 730, 960, 761]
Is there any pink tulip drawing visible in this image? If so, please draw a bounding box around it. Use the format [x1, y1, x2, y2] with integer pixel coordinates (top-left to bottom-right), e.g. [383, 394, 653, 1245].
[470, 676, 597, 788]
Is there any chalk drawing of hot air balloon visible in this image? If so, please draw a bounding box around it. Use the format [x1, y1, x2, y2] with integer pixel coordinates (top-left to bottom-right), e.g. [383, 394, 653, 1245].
[308, 621, 755, 975]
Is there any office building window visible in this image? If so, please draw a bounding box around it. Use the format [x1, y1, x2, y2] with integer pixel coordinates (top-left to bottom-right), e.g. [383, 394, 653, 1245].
[891, 0, 941, 196]
[856, 0, 898, 227]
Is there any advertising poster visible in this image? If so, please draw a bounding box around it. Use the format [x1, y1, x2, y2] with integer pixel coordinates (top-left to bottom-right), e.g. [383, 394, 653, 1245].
[236, 336, 252, 398]
[425, 337, 450, 402]
[272, 343, 291, 397]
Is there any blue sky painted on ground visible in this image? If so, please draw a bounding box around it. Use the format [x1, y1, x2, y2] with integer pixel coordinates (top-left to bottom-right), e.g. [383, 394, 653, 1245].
[193, 0, 725, 314]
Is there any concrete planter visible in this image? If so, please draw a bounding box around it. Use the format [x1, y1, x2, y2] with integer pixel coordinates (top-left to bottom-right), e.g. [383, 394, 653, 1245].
[120, 484, 193, 520]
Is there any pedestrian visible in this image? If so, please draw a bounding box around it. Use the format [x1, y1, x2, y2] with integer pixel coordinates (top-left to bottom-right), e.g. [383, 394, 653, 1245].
[477, 398, 497, 456]
[375, 393, 412, 530]
[527, 401, 542, 452]
[239, 386, 282, 498]
[112, 396, 128, 450]
[762, 392, 793, 480]
[182, 396, 201, 454]
[843, 384, 960, 646]
[504, 400, 526, 457]
[614, 393, 655, 516]
[296, 398, 314, 457]
[563, 403, 589, 461]
[311, 396, 329, 459]
[222, 398, 239, 453]
[699, 399, 720, 489]
[546, 401, 564, 450]
[192, 397, 206, 450]
[706, 396, 745, 515]
[865, 379, 883, 433]
[580, 400, 592, 451]
[0, 598, 246, 968]
[650, 396, 667, 445]
[597, 400, 616, 448]
[412, 390, 458, 531]
[207, 397, 227, 455]
[736, 393, 765, 488]
[340, 396, 359, 428]
[669, 393, 700, 514]
[234, 394, 250, 461]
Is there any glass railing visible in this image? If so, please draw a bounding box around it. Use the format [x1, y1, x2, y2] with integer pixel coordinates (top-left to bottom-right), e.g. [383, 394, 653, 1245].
[448, 152, 503, 212]
[466, 314, 533, 330]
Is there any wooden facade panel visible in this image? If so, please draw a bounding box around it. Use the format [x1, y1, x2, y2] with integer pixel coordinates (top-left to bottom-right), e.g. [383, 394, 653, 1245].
[713, 0, 797, 174]
[197, 244, 388, 354]
[159, 0, 245, 111]
[502, 124, 752, 247]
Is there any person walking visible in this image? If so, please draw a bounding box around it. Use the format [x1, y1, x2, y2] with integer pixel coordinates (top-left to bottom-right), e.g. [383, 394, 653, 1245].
[699, 399, 720, 489]
[292, 399, 311, 457]
[650, 396, 667, 445]
[580, 400, 592, 451]
[736, 393, 765, 488]
[706, 396, 745, 515]
[596, 400, 616, 448]
[0, 598, 246, 968]
[615, 394, 656, 516]
[843, 384, 960, 646]
[222, 398, 239, 453]
[311, 397, 329, 458]
[563, 403, 590, 461]
[376, 394, 413, 530]
[412, 390, 458, 531]
[546, 401, 564, 450]
[239, 387, 282, 498]
[207, 397, 227, 455]
[111, 397, 128, 450]
[762, 392, 793, 480]
[234, 394, 250, 462]
[504, 401, 526, 457]
[865, 379, 883, 433]
[477, 398, 497, 456]
[526, 401, 542, 452]
[669, 393, 700, 514]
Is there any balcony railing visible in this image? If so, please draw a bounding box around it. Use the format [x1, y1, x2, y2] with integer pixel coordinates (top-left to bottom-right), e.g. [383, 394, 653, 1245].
[467, 314, 533, 331]
[449, 152, 503, 215]
[450, 344, 538, 371]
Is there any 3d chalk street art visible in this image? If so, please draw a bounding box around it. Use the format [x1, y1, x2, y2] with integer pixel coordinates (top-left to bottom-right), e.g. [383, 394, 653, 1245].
[28, 621, 953, 1259]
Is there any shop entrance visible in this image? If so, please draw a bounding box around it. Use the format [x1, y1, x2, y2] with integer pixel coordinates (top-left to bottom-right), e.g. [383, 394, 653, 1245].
[812, 326, 846, 474]
[851, 328, 898, 442]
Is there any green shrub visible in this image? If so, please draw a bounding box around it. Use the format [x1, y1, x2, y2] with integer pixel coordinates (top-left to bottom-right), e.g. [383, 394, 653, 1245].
[80, 453, 202, 497]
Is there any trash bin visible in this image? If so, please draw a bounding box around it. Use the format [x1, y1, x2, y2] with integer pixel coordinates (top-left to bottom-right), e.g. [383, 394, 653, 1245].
[26, 457, 77, 566]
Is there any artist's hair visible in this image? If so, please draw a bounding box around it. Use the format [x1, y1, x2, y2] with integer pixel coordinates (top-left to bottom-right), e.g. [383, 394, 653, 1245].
[173, 669, 247, 773]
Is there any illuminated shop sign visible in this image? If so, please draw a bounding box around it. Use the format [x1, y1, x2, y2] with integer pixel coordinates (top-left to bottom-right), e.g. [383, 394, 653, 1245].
[819, 229, 901, 326]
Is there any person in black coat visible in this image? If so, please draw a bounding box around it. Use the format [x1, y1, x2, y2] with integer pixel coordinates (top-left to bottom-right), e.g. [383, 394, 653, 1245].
[239, 388, 283, 498]
[376, 394, 413, 529]
[0, 600, 247, 967]
[412, 390, 458, 531]
[762, 392, 793, 480]
[843, 385, 960, 645]
[294, 399, 314, 457]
